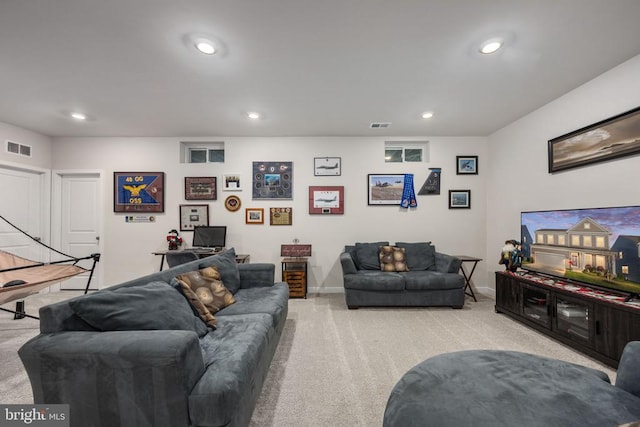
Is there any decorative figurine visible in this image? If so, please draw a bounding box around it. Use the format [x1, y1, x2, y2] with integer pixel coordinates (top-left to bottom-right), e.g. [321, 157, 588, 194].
[166, 229, 183, 250]
[499, 239, 522, 272]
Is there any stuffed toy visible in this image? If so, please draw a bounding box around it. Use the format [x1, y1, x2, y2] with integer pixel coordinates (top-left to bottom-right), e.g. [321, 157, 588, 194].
[499, 239, 522, 272]
[166, 229, 183, 250]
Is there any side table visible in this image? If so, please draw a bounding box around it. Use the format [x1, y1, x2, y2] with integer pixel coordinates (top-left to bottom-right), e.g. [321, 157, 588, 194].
[454, 255, 482, 302]
[281, 257, 307, 298]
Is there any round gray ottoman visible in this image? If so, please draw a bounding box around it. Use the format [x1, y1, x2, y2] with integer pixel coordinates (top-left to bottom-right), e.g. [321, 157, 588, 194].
[383, 350, 640, 427]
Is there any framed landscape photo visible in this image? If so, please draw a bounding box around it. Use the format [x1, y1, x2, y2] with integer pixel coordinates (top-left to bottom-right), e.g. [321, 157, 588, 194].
[314, 157, 341, 176]
[114, 172, 165, 213]
[185, 176, 216, 200]
[456, 156, 478, 175]
[548, 106, 640, 173]
[245, 208, 264, 224]
[179, 204, 209, 231]
[367, 174, 404, 205]
[309, 186, 344, 214]
[449, 190, 471, 209]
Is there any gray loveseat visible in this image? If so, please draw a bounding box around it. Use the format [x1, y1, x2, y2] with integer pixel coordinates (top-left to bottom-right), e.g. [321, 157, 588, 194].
[384, 341, 640, 426]
[18, 248, 289, 427]
[340, 242, 464, 309]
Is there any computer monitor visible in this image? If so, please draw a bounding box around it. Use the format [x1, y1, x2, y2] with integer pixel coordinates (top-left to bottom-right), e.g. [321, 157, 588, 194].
[192, 226, 227, 249]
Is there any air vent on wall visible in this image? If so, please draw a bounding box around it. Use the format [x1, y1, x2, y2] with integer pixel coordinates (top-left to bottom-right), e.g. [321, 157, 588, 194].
[370, 122, 391, 129]
[6, 140, 31, 157]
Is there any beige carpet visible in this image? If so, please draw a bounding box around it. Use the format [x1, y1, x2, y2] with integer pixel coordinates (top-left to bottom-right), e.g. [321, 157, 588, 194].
[1, 290, 615, 426]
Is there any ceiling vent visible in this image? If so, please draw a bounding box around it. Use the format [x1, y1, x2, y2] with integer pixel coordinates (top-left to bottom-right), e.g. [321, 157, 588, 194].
[6, 140, 31, 157]
[369, 122, 391, 129]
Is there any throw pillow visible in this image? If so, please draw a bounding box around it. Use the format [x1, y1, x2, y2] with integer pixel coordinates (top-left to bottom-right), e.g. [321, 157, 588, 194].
[198, 248, 241, 294]
[378, 246, 409, 272]
[354, 242, 389, 270]
[395, 242, 436, 271]
[69, 281, 210, 336]
[176, 266, 236, 324]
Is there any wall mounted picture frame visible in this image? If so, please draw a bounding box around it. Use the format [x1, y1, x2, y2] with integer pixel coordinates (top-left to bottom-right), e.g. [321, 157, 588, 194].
[222, 174, 242, 191]
[270, 207, 292, 225]
[456, 156, 478, 175]
[224, 195, 241, 212]
[309, 186, 344, 214]
[245, 208, 264, 224]
[114, 172, 165, 213]
[314, 157, 341, 176]
[179, 204, 209, 231]
[367, 174, 404, 205]
[449, 190, 471, 209]
[548, 105, 640, 173]
[185, 176, 216, 200]
[252, 161, 293, 199]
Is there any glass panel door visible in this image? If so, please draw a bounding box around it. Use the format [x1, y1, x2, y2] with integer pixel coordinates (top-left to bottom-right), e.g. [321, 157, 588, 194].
[522, 285, 551, 328]
[555, 296, 592, 342]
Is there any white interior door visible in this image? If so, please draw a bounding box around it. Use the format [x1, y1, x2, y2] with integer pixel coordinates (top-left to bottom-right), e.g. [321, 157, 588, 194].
[0, 165, 47, 262]
[55, 172, 102, 290]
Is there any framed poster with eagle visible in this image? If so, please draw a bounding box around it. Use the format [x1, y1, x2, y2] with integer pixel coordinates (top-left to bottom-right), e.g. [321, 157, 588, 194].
[114, 172, 165, 212]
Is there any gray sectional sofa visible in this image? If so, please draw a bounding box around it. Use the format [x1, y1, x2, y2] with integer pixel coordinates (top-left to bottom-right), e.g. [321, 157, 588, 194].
[384, 341, 640, 427]
[340, 242, 465, 309]
[18, 249, 289, 427]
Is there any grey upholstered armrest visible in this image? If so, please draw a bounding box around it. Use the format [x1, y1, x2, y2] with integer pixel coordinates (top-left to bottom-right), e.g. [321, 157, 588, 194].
[434, 252, 462, 273]
[340, 252, 358, 275]
[616, 341, 640, 398]
[238, 263, 276, 288]
[19, 330, 204, 427]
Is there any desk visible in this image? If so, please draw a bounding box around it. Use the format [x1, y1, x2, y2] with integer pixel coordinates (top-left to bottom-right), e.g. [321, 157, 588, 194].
[454, 255, 481, 302]
[152, 249, 250, 271]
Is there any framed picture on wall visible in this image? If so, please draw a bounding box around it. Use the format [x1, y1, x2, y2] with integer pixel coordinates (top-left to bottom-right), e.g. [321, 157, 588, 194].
[245, 208, 264, 224]
[309, 186, 344, 214]
[448, 190, 471, 209]
[113, 172, 165, 212]
[456, 156, 478, 175]
[222, 174, 242, 191]
[314, 157, 341, 176]
[252, 161, 293, 199]
[185, 177, 216, 200]
[179, 204, 209, 231]
[367, 174, 404, 205]
[270, 207, 292, 225]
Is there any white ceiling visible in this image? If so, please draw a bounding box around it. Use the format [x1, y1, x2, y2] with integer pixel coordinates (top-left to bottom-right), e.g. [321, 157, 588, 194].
[2, 0, 640, 138]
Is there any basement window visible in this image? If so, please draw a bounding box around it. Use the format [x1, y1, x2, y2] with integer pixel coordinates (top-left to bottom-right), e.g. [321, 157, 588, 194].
[181, 141, 225, 164]
[384, 141, 428, 163]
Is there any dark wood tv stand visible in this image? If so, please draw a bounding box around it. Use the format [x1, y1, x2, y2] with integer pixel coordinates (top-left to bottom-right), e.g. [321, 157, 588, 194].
[495, 270, 640, 368]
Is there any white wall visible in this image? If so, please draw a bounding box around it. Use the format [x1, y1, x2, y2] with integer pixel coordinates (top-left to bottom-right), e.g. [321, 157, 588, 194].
[0, 121, 52, 169]
[51, 135, 487, 289]
[486, 54, 640, 292]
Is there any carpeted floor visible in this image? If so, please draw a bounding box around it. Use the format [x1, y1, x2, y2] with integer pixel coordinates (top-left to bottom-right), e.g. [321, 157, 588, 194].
[0, 290, 615, 426]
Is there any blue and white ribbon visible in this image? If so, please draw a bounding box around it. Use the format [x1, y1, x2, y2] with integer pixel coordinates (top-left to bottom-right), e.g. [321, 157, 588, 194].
[400, 174, 417, 208]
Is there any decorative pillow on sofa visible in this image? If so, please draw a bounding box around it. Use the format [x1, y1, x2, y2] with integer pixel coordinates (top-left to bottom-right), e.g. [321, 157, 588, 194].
[198, 248, 241, 293]
[354, 242, 389, 270]
[379, 246, 409, 272]
[69, 281, 210, 336]
[175, 266, 236, 326]
[395, 242, 436, 271]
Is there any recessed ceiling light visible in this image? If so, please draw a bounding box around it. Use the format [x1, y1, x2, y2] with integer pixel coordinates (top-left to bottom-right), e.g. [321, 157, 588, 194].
[480, 39, 503, 54]
[247, 112, 260, 120]
[194, 39, 216, 55]
[70, 112, 87, 121]
[421, 112, 434, 119]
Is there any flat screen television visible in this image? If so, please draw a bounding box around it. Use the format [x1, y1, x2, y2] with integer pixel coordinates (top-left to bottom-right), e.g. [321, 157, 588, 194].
[520, 205, 640, 297]
[192, 226, 226, 249]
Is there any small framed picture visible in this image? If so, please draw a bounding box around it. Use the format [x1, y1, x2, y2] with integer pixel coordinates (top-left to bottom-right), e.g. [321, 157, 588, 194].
[222, 174, 242, 191]
[309, 186, 344, 214]
[270, 207, 292, 225]
[179, 204, 209, 231]
[185, 177, 216, 200]
[314, 157, 341, 176]
[456, 156, 478, 175]
[245, 208, 264, 224]
[449, 190, 471, 209]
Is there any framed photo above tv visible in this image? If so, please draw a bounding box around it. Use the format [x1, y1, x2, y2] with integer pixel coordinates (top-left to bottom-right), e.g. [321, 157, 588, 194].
[309, 186, 344, 214]
[367, 174, 404, 205]
[548, 106, 640, 173]
[185, 177, 216, 200]
[449, 190, 471, 209]
[314, 157, 341, 176]
[113, 172, 164, 213]
[456, 156, 478, 175]
[179, 204, 209, 231]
